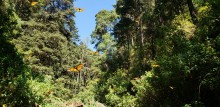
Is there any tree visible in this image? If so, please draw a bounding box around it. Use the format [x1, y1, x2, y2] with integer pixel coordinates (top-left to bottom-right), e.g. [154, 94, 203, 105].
[94, 0, 220, 106]
[0, 0, 36, 106]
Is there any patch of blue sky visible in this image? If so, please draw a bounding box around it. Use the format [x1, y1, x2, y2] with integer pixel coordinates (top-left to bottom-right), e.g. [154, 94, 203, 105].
[74, 0, 116, 51]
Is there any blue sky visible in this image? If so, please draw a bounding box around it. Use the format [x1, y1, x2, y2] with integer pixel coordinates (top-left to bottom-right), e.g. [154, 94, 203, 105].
[74, 0, 116, 51]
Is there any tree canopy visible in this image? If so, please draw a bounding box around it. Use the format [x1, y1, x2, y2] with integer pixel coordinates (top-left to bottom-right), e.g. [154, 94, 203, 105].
[1, 0, 220, 106]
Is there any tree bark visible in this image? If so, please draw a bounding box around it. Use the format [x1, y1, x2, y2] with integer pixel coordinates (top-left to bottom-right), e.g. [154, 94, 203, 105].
[187, 0, 198, 24]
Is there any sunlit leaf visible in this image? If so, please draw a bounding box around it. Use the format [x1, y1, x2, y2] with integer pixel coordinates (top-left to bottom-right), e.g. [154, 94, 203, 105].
[151, 64, 159, 68]
[169, 86, 175, 90]
[31, 2, 38, 6]
[2, 104, 7, 107]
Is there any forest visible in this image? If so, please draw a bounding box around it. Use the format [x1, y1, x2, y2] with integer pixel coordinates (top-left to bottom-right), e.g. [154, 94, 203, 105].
[0, 0, 220, 107]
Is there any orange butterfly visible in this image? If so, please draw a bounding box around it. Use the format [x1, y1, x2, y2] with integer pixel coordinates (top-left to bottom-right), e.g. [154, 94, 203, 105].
[67, 64, 83, 72]
[31, 2, 38, 6]
[74, 7, 85, 12]
[89, 51, 99, 55]
[94, 51, 99, 55]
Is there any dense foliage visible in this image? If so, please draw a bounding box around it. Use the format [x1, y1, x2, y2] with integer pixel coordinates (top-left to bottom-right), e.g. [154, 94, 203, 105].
[1, 0, 220, 106]
[0, 0, 35, 106]
[92, 0, 220, 107]
[1, 0, 101, 106]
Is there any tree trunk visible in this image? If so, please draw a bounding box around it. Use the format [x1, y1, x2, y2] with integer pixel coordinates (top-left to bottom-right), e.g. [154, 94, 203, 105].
[151, 35, 156, 60]
[187, 0, 198, 24]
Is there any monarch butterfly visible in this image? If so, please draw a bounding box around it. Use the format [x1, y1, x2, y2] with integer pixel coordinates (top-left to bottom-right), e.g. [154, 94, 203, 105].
[31, 2, 38, 6]
[75, 7, 85, 12]
[67, 64, 83, 72]
[89, 51, 99, 55]
[94, 51, 99, 55]
[67, 67, 78, 72]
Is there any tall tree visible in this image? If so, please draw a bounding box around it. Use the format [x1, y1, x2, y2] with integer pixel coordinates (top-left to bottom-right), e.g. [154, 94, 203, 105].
[0, 0, 36, 106]
[94, 0, 220, 106]
[11, 0, 84, 104]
